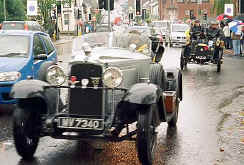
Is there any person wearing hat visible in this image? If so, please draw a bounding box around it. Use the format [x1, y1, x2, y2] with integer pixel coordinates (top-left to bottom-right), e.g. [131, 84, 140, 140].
[182, 19, 204, 58]
[189, 19, 203, 40]
[206, 20, 224, 61]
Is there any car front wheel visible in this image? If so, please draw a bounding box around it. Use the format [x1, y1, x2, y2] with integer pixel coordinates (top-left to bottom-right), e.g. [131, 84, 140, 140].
[136, 104, 157, 165]
[13, 107, 40, 160]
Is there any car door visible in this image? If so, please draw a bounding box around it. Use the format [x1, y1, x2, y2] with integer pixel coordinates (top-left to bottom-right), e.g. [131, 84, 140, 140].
[40, 34, 57, 63]
[32, 34, 56, 78]
[32, 34, 47, 78]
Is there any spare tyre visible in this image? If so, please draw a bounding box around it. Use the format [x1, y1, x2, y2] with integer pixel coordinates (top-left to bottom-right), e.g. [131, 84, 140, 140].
[149, 63, 166, 90]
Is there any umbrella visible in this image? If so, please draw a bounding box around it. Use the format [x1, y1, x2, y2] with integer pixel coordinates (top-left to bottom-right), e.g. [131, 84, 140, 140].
[233, 15, 244, 22]
[229, 20, 244, 33]
[223, 17, 233, 24]
[216, 14, 232, 21]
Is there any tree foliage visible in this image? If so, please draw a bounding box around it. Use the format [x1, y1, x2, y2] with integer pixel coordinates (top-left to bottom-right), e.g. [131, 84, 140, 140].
[0, 0, 26, 23]
[38, 0, 70, 31]
[213, 0, 234, 16]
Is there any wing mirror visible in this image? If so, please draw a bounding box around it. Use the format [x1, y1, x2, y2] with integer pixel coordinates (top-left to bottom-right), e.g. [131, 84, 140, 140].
[34, 54, 47, 60]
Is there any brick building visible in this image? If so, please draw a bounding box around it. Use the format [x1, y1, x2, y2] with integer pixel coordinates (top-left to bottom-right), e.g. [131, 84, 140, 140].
[159, 0, 214, 20]
[158, 0, 244, 21]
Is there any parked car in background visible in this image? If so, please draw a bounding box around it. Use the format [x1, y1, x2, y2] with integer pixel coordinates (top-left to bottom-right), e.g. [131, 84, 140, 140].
[169, 23, 190, 47]
[0, 21, 44, 32]
[151, 20, 171, 46]
[125, 25, 152, 36]
[0, 30, 57, 105]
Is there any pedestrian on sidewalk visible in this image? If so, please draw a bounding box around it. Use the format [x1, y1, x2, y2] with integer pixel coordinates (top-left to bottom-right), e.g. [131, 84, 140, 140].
[231, 30, 241, 56]
[240, 25, 244, 56]
[223, 23, 232, 49]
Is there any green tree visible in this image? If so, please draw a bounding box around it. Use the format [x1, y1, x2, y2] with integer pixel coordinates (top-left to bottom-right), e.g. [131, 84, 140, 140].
[0, 0, 26, 23]
[38, 0, 69, 33]
[213, 0, 234, 16]
[0, 1, 3, 22]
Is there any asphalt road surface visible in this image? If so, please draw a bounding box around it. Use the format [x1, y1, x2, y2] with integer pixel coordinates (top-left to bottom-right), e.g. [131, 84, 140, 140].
[0, 35, 243, 165]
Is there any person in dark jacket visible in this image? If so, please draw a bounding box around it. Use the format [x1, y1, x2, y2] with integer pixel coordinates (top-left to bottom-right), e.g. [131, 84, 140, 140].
[190, 19, 204, 40]
[206, 20, 224, 61]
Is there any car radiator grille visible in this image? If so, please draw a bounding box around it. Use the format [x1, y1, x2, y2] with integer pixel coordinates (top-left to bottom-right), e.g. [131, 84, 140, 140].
[69, 63, 103, 117]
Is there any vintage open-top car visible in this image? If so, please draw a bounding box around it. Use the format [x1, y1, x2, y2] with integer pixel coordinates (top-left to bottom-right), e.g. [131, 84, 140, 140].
[181, 27, 224, 72]
[11, 33, 182, 165]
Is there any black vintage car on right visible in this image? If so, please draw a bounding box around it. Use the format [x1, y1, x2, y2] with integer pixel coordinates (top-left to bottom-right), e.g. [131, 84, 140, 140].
[10, 32, 182, 165]
[181, 28, 224, 72]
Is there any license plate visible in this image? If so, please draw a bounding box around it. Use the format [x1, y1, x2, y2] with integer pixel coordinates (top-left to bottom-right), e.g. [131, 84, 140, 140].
[196, 56, 206, 59]
[208, 40, 213, 47]
[57, 117, 104, 130]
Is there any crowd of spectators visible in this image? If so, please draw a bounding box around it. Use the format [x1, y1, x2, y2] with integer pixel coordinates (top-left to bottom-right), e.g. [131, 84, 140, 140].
[221, 20, 244, 57]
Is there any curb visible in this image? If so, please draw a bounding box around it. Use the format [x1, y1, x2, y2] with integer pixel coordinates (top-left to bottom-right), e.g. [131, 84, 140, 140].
[53, 35, 76, 46]
[54, 40, 73, 46]
[224, 54, 244, 59]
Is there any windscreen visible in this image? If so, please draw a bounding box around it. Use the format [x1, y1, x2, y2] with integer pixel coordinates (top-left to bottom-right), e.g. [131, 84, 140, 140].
[0, 35, 30, 57]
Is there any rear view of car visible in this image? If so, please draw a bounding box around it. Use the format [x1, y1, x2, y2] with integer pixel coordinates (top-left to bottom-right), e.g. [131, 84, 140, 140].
[1, 21, 44, 31]
[169, 23, 189, 47]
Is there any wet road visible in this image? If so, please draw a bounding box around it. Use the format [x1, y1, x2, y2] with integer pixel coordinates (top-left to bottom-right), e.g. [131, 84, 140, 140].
[0, 35, 244, 165]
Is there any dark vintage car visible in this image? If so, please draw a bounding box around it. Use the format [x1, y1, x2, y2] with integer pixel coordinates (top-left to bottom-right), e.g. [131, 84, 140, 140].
[181, 30, 224, 72]
[10, 34, 183, 165]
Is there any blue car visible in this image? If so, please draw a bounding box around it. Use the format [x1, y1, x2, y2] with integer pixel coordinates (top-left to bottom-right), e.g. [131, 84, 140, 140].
[0, 30, 57, 104]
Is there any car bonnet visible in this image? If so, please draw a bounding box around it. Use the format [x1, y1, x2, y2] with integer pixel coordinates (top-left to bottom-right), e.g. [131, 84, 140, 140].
[0, 57, 29, 72]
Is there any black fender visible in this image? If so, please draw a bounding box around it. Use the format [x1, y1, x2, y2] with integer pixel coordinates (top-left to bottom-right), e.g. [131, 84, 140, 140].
[122, 83, 162, 105]
[114, 83, 164, 125]
[164, 67, 183, 101]
[10, 80, 59, 114]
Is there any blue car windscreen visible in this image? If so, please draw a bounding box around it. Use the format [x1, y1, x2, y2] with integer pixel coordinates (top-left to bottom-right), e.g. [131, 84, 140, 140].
[0, 35, 30, 58]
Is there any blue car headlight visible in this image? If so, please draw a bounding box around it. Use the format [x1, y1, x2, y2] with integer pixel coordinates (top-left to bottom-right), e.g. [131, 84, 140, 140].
[0, 72, 21, 82]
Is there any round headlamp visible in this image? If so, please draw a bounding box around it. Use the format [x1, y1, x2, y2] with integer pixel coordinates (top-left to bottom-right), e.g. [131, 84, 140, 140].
[103, 67, 123, 88]
[46, 65, 66, 86]
[0, 72, 21, 82]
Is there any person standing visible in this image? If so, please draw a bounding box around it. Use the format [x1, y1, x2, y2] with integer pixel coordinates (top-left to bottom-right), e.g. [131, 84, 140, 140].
[206, 21, 224, 61]
[223, 23, 232, 49]
[231, 29, 241, 56]
[240, 26, 244, 56]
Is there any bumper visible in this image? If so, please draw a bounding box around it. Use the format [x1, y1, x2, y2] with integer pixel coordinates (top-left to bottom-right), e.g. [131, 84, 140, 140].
[43, 113, 137, 142]
[0, 83, 16, 104]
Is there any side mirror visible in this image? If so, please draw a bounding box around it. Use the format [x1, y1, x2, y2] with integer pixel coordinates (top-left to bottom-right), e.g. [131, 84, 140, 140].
[34, 54, 47, 60]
